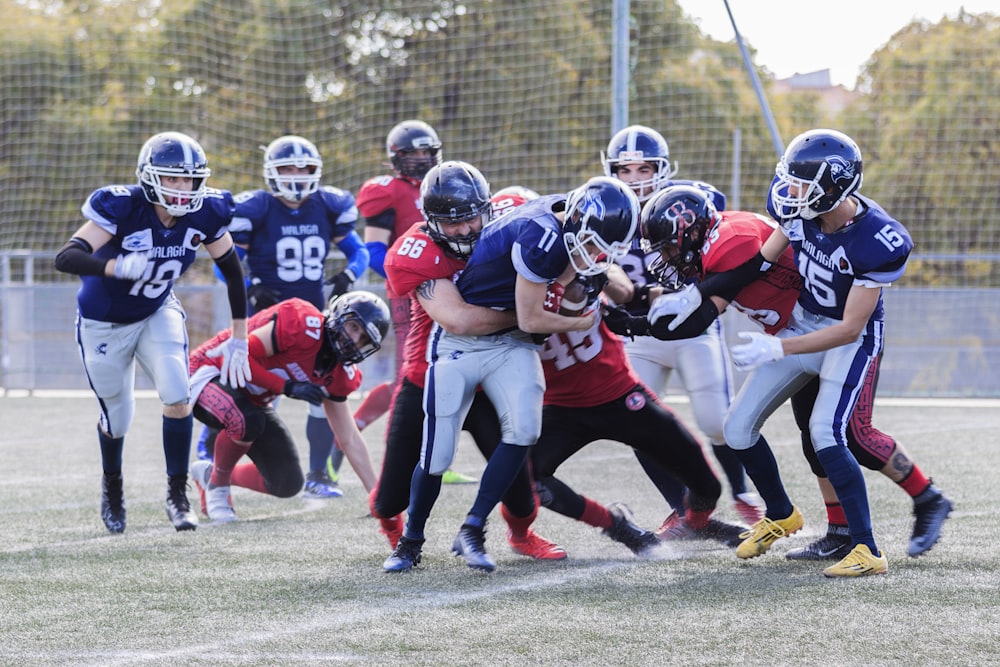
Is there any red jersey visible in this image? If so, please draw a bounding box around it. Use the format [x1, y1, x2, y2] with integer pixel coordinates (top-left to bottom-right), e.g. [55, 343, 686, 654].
[540, 309, 644, 407]
[383, 223, 466, 386]
[356, 174, 423, 299]
[190, 298, 362, 406]
[699, 211, 801, 335]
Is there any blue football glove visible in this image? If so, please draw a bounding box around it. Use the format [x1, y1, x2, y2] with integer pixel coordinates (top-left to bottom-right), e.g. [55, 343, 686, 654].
[283, 380, 327, 406]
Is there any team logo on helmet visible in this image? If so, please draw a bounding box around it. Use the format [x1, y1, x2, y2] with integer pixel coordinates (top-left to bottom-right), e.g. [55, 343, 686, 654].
[576, 189, 607, 223]
[827, 155, 856, 183]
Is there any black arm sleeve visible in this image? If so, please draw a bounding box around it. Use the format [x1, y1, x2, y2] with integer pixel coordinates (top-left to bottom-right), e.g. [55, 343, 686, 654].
[365, 208, 396, 232]
[648, 299, 720, 341]
[54, 237, 109, 277]
[696, 251, 767, 302]
[213, 246, 248, 319]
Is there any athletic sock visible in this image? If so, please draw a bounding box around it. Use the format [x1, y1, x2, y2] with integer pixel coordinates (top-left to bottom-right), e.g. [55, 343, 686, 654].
[162, 413, 193, 477]
[816, 447, 878, 556]
[733, 435, 794, 520]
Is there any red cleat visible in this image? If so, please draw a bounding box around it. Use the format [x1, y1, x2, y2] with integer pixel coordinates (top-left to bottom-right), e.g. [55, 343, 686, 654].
[507, 529, 568, 560]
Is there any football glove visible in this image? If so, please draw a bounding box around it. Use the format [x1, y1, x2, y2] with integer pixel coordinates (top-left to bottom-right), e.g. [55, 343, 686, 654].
[325, 269, 356, 298]
[247, 277, 281, 311]
[731, 331, 785, 370]
[283, 380, 327, 406]
[648, 284, 702, 331]
[206, 337, 252, 388]
[113, 252, 150, 281]
[600, 304, 651, 339]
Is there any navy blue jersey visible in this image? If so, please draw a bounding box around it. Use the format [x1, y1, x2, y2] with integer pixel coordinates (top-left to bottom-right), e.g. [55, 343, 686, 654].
[619, 179, 726, 316]
[456, 194, 569, 309]
[231, 186, 358, 309]
[766, 181, 911, 321]
[78, 184, 234, 323]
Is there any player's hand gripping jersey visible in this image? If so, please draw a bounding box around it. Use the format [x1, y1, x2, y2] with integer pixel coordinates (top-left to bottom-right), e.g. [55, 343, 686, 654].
[77, 184, 234, 323]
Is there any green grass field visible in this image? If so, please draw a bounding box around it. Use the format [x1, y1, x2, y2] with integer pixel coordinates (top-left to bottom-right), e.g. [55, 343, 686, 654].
[1, 393, 997, 666]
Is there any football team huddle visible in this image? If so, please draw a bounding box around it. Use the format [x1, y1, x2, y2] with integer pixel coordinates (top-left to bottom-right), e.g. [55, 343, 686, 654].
[54, 120, 953, 579]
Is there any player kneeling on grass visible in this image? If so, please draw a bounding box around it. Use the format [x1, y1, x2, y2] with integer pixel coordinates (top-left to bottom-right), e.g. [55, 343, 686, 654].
[187, 292, 389, 522]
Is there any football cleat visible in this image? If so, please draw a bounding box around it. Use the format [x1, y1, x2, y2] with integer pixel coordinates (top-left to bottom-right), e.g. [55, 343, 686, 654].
[101, 472, 126, 534]
[735, 506, 804, 559]
[603, 503, 660, 556]
[165, 474, 198, 531]
[656, 511, 744, 547]
[908, 491, 954, 557]
[785, 525, 852, 561]
[822, 543, 888, 578]
[733, 492, 765, 525]
[303, 470, 343, 498]
[441, 469, 478, 485]
[507, 528, 568, 560]
[452, 522, 496, 572]
[383, 536, 424, 573]
[191, 460, 237, 523]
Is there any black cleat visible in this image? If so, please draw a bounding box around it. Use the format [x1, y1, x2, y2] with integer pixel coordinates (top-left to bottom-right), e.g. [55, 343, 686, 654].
[785, 525, 852, 561]
[452, 522, 496, 572]
[908, 490, 953, 557]
[603, 503, 659, 556]
[383, 536, 425, 573]
[101, 472, 126, 534]
[166, 475, 198, 531]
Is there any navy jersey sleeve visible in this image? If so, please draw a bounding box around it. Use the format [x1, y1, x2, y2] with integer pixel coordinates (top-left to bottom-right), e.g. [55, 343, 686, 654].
[316, 186, 360, 239]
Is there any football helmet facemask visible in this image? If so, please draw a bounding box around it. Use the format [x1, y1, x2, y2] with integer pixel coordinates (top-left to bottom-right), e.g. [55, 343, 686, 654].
[640, 185, 721, 289]
[563, 177, 641, 276]
[601, 125, 678, 202]
[316, 291, 391, 372]
[770, 128, 863, 220]
[136, 132, 211, 217]
[420, 161, 492, 259]
[386, 120, 442, 182]
[263, 135, 323, 202]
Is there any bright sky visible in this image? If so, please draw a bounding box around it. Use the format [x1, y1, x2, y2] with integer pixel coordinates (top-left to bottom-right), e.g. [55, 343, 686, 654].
[675, 0, 997, 89]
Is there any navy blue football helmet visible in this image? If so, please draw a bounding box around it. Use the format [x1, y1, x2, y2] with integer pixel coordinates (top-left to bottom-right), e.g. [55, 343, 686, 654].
[563, 177, 641, 276]
[318, 291, 390, 370]
[420, 161, 492, 259]
[386, 120, 442, 182]
[136, 132, 210, 216]
[640, 185, 721, 287]
[263, 135, 323, 202]
[771, 129, 863, 220]
[601, 125, 678, 202]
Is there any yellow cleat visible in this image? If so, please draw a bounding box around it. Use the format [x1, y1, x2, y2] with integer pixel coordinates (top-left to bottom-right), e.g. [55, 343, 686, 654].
[735, 506, 804, 559]
[822, 544, 888, 578]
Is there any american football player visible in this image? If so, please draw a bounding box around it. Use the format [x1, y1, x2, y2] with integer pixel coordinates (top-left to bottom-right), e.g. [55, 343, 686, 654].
[54, 131, 251, 534]
[188, 292, 389, 522]
[417, 176, 640, 572]
[625, 180, 952, 566]
[378, 162, 565, 572]
[202, 134, 370, 499]
[600, 124, 764, 535]
[660, 129, 914, 577]
[351, 121, 474, 486]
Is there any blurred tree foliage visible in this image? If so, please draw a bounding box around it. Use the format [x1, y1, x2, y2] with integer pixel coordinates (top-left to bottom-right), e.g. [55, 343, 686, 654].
[0, 1, 997, 286]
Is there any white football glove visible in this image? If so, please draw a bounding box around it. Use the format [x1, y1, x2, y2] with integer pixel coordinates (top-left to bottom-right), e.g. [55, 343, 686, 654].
[648, 284, 702, 331]
[731, 331, 785, 370]
[206, 337, 252, 388]
[113, 252, 150, 281]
